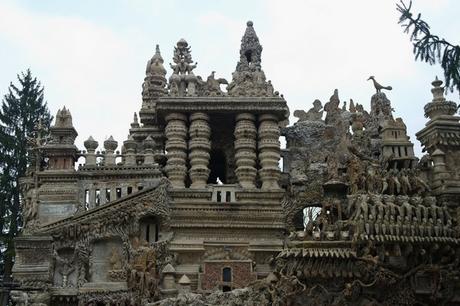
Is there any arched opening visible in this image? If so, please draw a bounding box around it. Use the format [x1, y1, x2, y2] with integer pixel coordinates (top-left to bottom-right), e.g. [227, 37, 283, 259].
[208, 149, 227, 184]
[245, 50, 252, 64]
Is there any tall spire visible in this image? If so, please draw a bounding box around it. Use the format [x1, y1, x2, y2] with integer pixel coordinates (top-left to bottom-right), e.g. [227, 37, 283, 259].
[236, 21, 263, 72]
[142, 44, 167, 101]
[227, 21, 277, 97]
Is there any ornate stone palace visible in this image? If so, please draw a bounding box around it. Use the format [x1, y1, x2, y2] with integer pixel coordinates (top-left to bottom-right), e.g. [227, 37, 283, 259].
[11, 21, 460, 306]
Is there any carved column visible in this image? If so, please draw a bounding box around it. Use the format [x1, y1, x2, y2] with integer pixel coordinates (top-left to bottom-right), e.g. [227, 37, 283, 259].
[165, 113, 188, 188]
[258, 114, 281, 189]
[234, 113, 257, 188]
[189, 113, 211, 188]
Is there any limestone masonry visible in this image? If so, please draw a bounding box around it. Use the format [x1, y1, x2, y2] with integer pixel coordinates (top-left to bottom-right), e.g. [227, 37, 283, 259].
[11, 21, 460, 306]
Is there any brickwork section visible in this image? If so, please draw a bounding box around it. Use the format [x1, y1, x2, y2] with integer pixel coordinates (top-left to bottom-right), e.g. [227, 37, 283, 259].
[201, 261, 256, 290]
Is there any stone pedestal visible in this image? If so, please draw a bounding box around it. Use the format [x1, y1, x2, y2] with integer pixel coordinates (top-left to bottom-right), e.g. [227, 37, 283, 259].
[165, 113, 188, 188]
[83, 136, 98, 166]
[12, 236, 54, 291]
[258, 114, 281, 189]
[103, 136, 118, 165]
[123, 137, 137, 166]
[189, 113, 211, 188]
[234, 113, 257, 188]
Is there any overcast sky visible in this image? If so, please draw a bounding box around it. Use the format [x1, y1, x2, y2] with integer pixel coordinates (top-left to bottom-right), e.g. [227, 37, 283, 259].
[1, 0, 459, 158]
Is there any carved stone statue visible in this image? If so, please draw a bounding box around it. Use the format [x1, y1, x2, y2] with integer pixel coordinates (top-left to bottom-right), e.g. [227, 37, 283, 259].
[169, 39, 199, 96]
[294, 100, 323, 122]
[53, 250, 75, 288]
[109, 247, 122, 270]
[367, 76, 392, 93]
[203, 71, 228, 96]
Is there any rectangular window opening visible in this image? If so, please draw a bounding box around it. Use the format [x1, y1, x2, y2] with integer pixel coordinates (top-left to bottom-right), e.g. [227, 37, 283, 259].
[116, 188, 122, 199]
[105, 188, 111, 202]
[95, 189, 101, 206]
[85, 189, 90, 210]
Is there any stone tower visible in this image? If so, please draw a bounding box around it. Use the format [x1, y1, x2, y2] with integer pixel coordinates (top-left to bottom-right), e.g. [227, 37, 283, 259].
[38, 107, 79, 224]
[417, 77, 460, 203]
[153, 21, 289, 291]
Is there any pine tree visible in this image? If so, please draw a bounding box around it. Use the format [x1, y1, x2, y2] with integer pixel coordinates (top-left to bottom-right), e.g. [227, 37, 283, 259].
[0, 69, 52, 281]
[397, 0, 460, 94]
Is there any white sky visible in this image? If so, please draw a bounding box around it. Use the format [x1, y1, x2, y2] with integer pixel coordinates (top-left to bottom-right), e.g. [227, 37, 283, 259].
[0, 0, 459, 157]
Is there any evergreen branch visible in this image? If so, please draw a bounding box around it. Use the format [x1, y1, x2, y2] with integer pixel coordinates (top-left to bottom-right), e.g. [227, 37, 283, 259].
[397, 0, 460, 94]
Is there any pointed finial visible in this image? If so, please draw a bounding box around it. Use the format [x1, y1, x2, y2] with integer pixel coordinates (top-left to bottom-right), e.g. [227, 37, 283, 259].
[131, 112, 140, 129]
[432, 76, 443, 88]
[152, 44, 164, 63]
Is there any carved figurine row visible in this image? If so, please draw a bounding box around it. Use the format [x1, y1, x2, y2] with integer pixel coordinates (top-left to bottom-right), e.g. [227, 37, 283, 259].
[298, 194, 456, 242]
[347, 194, 456, 241]
[347, 160, 430, 196]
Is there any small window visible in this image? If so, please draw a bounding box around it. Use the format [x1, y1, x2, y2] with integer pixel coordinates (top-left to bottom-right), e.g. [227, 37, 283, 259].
[138, 186, 144, 191]
[141, 218, 159, 244]
[116, 188, 122, 199]
[216, 191, 221, 202]
[95, 189, 100, 206]
[127, 186, 133, 195]
[222, 267, 232, 282]
[105, 188, 111, 202]
[225, 191, 231, 202]
[84, 190, 90, 210]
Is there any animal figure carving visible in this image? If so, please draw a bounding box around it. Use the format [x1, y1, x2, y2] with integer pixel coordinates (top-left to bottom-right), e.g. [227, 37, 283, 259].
[367, 76, 392, 93]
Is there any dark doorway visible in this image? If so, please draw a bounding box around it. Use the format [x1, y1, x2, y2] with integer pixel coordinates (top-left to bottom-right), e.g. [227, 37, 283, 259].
[222, 285, 232, 292]
[208, 150, 227, 184]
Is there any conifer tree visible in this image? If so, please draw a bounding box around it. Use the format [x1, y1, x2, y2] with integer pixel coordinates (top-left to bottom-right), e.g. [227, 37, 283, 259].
[397, 0, 460, 94]
[0, 69, 52, 281]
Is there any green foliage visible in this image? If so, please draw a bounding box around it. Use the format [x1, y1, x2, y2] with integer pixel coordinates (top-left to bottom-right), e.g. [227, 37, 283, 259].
[397, 0, 460, 94]
[0, 69, 52, 280]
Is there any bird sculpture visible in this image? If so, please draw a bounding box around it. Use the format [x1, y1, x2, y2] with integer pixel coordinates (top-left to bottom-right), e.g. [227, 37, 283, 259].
[367, 76, 392, 93]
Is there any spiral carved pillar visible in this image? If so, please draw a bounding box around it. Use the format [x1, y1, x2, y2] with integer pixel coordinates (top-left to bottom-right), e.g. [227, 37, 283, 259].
[165, 113, 188, 188]
[234, 113, 257, 188]
[258, 114, 281, 189]
[189, 112, 211, 188]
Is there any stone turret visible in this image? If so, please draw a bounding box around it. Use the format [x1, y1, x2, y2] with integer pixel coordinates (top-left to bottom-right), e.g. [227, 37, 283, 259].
[227, 21, 276, 97]
[417, 77, 460, 203]
[142, 44, 167, 102]
[43, 107, 78, 171]
[381, 117, 415, 169]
